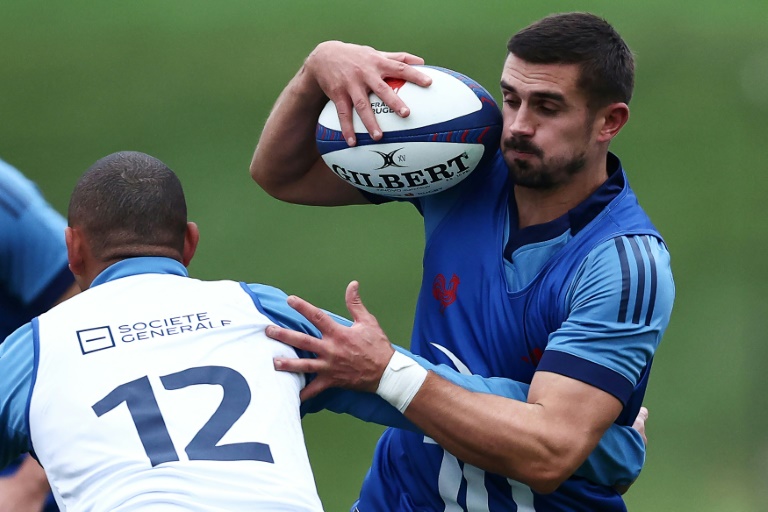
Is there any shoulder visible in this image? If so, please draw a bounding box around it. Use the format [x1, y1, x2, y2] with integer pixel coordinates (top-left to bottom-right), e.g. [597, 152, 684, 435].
[0, 159, 46, 218]
[0, 158, 66, 232]
[541, 235, 674, 402]
[582, 236, 673, 286]
[241, 283, 351, 335]
[571, 235, 674, 328]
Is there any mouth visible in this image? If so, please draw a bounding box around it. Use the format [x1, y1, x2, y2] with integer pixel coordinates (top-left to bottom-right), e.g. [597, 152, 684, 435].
[503, 139, 541, 160]
[507, 148, 538, 159]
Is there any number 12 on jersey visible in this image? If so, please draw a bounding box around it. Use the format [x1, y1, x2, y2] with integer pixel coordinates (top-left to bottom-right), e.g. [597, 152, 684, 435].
[92, 365, 273, 467]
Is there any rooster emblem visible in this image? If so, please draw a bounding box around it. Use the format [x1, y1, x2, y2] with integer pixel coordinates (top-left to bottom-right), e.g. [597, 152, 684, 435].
[432, 273, 460, 313]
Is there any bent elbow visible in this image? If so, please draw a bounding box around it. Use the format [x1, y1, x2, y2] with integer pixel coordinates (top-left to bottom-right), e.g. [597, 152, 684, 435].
[527, 466, 571, 495]
[250, 162, 287, 200]
[508, 444, 581, 495]
[249, 159, 269, 188]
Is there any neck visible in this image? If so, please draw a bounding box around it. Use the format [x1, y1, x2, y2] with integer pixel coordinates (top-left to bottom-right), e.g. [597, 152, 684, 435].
[77, 262, 110, 291]
[81, 253, 181, 290]
[514, 159, 608, 229]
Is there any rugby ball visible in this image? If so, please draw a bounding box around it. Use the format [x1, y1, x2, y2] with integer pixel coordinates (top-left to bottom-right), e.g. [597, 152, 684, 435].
[316, 65, 502, 198]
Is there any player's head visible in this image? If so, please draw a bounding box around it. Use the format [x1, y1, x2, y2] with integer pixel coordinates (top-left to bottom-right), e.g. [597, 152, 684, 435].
[507, 12, 634, 109]
[500, 12, 632, 190]
[67, 151, 199, 287]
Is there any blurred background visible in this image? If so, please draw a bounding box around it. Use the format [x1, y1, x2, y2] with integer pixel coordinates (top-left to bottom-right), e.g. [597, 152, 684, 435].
[2, 1, 766, 510]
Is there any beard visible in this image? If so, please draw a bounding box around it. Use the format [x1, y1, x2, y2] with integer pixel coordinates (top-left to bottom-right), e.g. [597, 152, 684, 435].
[503, 136, 587, 190]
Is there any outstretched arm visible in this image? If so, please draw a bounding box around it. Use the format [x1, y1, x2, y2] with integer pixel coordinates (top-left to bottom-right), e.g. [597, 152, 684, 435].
[249, 41, 431, 205]
[303, 347, 646, 491]
[270, 281, 648, 494]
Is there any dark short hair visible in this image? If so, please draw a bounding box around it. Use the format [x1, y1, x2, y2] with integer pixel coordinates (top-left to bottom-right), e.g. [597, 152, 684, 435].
[68, 151, 187, 260]
[507, 12, 634, 107]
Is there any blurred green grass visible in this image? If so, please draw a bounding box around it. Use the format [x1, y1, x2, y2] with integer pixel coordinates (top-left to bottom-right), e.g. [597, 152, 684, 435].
[2, 1, 766, 510]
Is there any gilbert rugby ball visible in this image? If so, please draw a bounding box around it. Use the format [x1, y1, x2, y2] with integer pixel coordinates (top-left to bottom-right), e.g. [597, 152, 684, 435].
[316, 65, 502, 198]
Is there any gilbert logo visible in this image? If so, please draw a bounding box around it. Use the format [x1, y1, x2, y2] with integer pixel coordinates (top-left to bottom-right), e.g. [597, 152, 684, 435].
[330, 152, 470, 191]
[432, 273, 460, 313]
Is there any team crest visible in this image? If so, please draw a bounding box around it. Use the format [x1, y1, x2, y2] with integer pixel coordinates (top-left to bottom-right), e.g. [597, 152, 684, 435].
[432, 273, 460, 313]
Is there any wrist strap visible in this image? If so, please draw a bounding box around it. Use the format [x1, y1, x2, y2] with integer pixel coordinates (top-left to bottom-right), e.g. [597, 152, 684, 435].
[376, 351, 428, 413]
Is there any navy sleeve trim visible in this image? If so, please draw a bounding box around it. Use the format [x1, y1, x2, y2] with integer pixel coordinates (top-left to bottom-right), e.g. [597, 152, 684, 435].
[538, 350, 635, 405]
[26, 265, 75, 314]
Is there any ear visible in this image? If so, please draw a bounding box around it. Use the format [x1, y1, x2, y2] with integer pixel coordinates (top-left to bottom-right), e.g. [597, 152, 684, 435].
[182, 222, 200, 267]
[596, 103, 630, 143]
[65, 227, 85, 277]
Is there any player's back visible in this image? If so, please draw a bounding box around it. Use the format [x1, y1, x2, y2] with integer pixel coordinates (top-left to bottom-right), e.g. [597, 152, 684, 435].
[29, 263, 322, 511]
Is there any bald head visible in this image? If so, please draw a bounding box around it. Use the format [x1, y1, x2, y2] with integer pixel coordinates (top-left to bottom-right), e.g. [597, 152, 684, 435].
[68, 151, 188, 262]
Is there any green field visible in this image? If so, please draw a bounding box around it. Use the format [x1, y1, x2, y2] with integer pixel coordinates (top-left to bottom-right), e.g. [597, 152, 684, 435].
[2, 1, 766, 510]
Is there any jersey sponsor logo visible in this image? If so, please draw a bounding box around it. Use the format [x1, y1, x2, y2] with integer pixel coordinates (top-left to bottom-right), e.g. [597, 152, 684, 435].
[78, 326, 116, 354]
[432, 273, 460, 313]
[77, 312, 232, 354]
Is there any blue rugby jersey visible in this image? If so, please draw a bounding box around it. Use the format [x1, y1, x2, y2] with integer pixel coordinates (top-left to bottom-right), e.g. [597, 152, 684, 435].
[0, 158, 73, 512]
[355, 151, 674, 511]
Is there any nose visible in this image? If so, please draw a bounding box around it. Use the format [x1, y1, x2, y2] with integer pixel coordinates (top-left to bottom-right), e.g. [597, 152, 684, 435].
[506, 104, 535, 137]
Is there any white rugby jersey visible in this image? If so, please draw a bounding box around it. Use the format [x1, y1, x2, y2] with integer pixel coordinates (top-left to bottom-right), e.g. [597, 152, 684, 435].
[28, 257, 322, 511]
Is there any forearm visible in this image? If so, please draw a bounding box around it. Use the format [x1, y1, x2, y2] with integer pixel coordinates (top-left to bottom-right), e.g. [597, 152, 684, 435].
[0, 456, 51, 511]
[403, 349, 644, 488]
[305, 353, 643, 490]
[12, 456, 50, 497]
[402, 370, 618, 494]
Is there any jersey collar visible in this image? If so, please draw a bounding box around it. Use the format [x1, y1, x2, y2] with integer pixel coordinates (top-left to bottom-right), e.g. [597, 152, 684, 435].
[90, 257, 189, 288]
[567, 152, 626, 235]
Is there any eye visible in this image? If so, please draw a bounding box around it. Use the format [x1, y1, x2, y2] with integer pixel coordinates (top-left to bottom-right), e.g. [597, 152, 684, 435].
[503, 97, 521, 109]
[537, 103, 559, 116]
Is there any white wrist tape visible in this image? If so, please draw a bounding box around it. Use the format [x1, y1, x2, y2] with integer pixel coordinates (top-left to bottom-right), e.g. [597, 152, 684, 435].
[376, 351, 428, 413]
